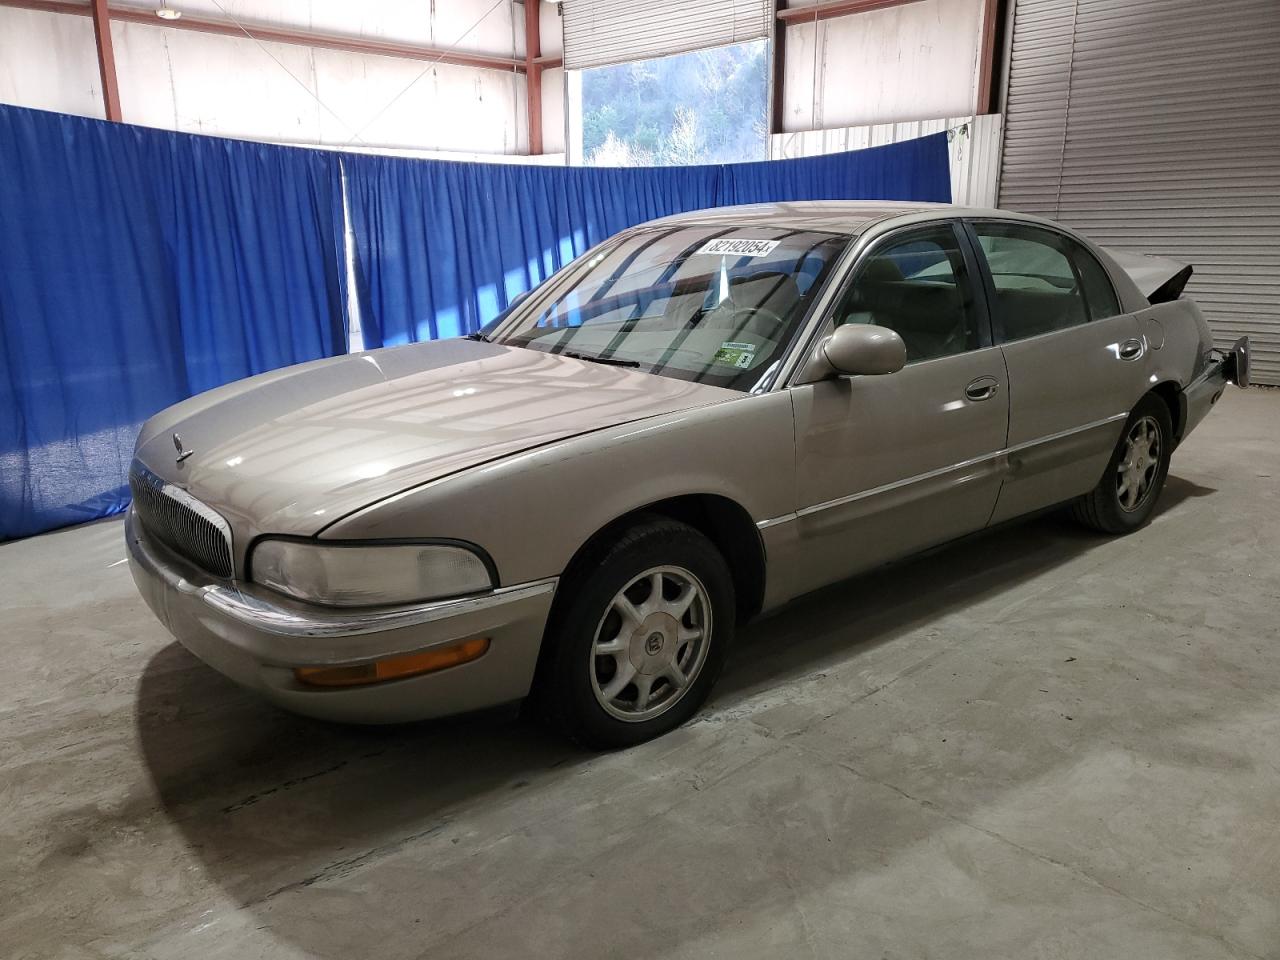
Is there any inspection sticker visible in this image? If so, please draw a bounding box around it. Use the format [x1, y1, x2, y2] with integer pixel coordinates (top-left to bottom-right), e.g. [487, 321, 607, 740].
[695, 237, 780, 258]
[713, 341, 757, 369]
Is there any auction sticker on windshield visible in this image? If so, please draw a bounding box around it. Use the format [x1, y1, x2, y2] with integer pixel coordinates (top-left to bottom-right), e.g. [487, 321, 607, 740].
[714, 341, 757, 368]
[695, 238, 780, 257]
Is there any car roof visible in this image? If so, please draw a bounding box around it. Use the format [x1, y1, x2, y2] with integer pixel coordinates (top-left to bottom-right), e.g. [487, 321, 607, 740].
[641, 200, 1152, 315]
[644, 200, 1058, 236]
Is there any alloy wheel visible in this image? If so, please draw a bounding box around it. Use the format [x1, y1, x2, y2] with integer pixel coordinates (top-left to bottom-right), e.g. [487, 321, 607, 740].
[589, 565, 712, 723]
[1116, 415, 1162, 512]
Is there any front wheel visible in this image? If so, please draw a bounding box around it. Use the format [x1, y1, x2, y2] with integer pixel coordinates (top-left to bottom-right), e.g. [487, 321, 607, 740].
[1071, 394, 1173, 534]
[535, 518, 735, 749]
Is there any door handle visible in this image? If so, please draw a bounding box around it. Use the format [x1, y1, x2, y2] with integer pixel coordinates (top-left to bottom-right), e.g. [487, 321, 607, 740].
[1118, 338, 1145, 361]
[965, 376, 1000, 402]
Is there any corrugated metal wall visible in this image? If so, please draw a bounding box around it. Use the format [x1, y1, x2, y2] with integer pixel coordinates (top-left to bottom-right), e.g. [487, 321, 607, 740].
[0, 0, 554, 157]
[778, 0, 986, 131]
[999, 0, 1280, 384]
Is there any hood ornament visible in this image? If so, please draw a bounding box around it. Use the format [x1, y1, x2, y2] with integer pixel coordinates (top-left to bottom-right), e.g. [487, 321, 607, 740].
[173, 433, 195, 465]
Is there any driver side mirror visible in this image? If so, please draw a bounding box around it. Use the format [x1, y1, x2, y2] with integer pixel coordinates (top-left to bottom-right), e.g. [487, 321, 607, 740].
[800, 324, 907, 381]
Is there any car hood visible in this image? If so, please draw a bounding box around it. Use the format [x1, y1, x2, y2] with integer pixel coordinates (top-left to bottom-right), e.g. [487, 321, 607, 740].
[135, 339, 738, 537]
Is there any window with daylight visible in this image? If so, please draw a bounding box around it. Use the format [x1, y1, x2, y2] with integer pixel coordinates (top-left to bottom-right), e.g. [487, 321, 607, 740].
[576, 39, 769, 167]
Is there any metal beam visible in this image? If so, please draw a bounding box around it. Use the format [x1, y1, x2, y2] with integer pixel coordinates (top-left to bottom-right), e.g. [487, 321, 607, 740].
[88, 0, 120, 120]
[0, 0, 535, 73]
[525, 0, 543, 155]
[776, 0, 926, 24]
[975, 0, 1002, 114]
[770, 0, 787, 135]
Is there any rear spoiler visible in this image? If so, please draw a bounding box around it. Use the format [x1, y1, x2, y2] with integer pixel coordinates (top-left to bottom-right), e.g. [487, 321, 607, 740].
[1102, 248, 1194, 305]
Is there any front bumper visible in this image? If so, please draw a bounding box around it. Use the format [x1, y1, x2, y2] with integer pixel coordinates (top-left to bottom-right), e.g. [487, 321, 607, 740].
[126, 509, 557, 723]
[1182, 336, 1249, 441]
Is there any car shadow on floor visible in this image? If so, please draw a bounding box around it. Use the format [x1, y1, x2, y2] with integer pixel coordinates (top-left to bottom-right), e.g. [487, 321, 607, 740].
[133, 475, 1214, 955]
[715, 474, 1216, 705]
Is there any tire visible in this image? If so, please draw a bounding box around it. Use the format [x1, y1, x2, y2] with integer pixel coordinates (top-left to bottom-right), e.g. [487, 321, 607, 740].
[535, 517, 735, 749]
[1070, 394, 1173, 534]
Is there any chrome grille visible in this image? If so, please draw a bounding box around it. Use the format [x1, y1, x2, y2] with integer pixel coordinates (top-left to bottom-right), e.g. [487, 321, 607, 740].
[129, 461, 234, 579]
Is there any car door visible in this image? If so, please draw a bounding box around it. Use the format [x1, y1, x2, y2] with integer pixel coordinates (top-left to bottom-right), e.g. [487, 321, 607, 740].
[965, 220, 1149, 524]
[787, 221, 1010, 593]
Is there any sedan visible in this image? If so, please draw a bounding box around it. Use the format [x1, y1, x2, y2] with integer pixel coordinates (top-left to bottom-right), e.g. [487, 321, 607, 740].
[126, 201, 1249, 747]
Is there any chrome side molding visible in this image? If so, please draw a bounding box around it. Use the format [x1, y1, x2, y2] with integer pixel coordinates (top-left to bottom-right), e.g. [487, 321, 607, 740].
[757, 411, 1129, 529]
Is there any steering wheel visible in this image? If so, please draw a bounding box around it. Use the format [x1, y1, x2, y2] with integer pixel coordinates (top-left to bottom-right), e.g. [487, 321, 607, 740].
[716, 305, 785, 338]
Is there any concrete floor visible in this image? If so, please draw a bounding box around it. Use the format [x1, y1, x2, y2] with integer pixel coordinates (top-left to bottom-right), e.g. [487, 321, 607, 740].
[3, 389, 1278, 960]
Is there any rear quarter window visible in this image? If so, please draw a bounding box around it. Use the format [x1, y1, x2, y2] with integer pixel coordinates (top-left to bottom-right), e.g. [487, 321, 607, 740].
[1067, 239, 1122, 320]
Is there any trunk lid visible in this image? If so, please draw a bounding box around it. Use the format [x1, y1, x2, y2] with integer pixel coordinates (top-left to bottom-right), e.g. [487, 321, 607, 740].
[1103, 248, 1194, 304]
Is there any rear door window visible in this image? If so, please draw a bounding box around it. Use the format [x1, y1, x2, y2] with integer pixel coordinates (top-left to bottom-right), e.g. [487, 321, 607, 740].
[972, 223, 1091, 342]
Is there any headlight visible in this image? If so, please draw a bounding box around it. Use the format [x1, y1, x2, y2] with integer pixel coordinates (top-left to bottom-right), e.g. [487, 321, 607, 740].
[250, 539, 494, 607]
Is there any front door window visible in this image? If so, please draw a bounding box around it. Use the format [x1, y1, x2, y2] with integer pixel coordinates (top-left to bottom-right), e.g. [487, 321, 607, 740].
[832, 224, 983, 363]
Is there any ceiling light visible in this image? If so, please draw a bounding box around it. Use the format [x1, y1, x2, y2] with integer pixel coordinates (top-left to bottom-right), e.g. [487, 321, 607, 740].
[155, 5, 182, 19]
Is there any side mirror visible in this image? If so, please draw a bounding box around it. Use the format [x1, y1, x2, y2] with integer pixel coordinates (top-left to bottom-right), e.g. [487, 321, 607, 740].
[802, 324, 906, 381]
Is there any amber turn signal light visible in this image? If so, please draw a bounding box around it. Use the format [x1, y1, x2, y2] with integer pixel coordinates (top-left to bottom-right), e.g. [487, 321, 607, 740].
[294, 637, 491, 688]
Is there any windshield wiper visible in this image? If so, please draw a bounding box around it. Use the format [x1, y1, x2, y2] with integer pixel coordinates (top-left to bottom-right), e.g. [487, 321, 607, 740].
[464, 331, 491, 342]
[559, 349, 641, 368]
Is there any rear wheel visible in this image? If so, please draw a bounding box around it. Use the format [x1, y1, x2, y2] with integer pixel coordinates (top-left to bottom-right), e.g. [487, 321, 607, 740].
[1071, 394, 1173, 534]
[535, 518, 734, 749]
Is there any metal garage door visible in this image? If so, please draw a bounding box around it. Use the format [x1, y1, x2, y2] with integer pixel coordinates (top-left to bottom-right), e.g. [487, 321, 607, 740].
[561, 0, 773, 70]
[999, 0, 1280, 384]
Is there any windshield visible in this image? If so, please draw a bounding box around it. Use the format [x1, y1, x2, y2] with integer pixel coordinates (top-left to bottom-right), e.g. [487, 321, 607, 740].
[491, 225, 849, 391]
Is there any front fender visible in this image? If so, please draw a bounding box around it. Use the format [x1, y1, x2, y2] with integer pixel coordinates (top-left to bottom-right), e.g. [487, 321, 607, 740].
[319, 391, 797, 588]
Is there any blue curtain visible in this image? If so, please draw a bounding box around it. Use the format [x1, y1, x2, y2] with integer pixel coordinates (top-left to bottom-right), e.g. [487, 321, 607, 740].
[0, 106, 347, 541]
[720, 134, 951, 204]
[1, 106, 947, 542]
[344, 132, 951, 347]
[342, 159, 722, 346]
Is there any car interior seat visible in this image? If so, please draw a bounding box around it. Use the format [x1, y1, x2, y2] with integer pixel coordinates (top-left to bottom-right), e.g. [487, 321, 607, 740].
[840, 257, 975, 362]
